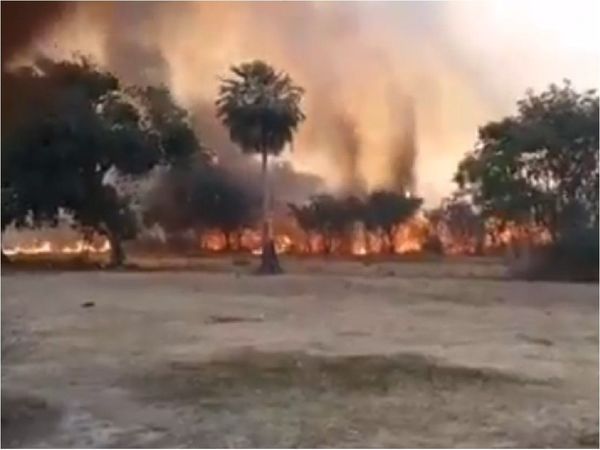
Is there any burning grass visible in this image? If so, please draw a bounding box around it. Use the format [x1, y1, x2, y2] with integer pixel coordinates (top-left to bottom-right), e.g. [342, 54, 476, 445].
[0, 214, 565, 280]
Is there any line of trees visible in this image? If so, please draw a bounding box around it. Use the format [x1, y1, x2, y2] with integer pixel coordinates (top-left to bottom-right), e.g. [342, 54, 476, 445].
[2, 53, 596, 275]
[288, 190, 422, 254]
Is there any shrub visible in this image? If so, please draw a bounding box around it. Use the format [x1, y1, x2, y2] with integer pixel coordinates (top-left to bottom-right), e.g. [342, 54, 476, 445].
[508, 225, 599, 282]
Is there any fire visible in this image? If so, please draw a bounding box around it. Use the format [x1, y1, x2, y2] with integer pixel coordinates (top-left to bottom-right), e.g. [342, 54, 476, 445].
[346, 216, 430, 256]
[393, 215, 430, 254]
[250, 234, 294, 255]
[3, 216, 553, 260]
[3, 239, 110, 256]
[190, 213, 553, 257]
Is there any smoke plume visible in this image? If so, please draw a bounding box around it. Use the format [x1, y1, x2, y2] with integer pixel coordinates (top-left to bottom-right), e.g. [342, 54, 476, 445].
[5, 1, 597, 204]
[1, 1, 68, 63]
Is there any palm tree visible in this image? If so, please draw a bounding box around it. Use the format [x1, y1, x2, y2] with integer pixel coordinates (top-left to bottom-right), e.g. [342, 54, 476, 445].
[216, 60, 305, 273]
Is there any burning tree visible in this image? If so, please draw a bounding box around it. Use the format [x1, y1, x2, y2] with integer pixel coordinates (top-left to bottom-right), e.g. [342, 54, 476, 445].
[364, 190, 422, 253]
[289, 191, 423, 255]
[309, 194, 361, 254]
[216, 60, 305, 274]
[287, 201, 320, 253]
[427, 194, 485, 255]
[1, 57, 199, 266]
[144, 163, 259, 251]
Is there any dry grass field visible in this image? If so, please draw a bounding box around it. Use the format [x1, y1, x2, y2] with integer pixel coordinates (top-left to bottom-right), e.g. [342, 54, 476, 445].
[1, 256, 598, 447]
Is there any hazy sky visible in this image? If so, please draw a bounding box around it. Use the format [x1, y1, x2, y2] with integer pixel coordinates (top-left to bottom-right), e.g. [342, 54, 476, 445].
[20, 0, 600, 205]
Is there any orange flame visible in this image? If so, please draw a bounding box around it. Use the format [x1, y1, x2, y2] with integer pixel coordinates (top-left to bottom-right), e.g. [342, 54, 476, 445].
[3, 239, 111, 256]
[3, 216, 553, 260]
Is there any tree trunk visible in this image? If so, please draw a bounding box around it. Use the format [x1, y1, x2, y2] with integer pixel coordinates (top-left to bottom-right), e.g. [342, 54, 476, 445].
[227, 231, 239, 252]
[386, 227, 396, 254]
[323, 234, 332, 255]
[474, 231, 485, 255]
[106, 229, 125, 268]
[258, 149, 282, 274]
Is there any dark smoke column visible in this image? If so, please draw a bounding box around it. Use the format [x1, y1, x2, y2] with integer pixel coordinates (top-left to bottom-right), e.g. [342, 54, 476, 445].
[1, 1, 67, 62]
[331, 113, 366, 196]
[389, 96, 417, 194]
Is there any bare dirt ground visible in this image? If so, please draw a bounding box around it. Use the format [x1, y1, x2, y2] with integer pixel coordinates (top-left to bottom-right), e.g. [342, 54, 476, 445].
[1, 256, 598, 448]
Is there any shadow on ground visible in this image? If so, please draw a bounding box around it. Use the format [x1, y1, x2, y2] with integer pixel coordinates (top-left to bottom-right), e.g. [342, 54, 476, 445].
[119, 351, 595, 448]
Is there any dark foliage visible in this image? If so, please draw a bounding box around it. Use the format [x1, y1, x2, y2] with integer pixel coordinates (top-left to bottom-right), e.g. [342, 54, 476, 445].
[215, 60, 305, 156]
[144, 163, 260, 249]
[289, 191, 422, 253]
[455, 81, 598, 280]
[455, 80, 599, 238]
[1, 56, 199, 266]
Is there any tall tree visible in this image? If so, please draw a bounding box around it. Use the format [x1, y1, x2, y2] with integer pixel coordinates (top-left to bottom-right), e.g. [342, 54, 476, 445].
[455, 80, 599, 240]
[216, 60, 305, 274]
[1, 56, 199, 266]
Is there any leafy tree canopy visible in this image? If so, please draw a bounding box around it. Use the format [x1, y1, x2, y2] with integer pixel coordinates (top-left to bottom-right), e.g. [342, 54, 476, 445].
[1, 56, 200, 265]
[455, 80, 599, 237]
[364, 190, 422, 235]
[215, 60, 305, 155]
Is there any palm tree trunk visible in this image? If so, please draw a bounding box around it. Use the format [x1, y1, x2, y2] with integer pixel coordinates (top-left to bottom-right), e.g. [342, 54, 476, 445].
[258, 148, 282, 274]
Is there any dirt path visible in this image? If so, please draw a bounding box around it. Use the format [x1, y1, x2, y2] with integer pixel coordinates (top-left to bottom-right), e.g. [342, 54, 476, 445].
[2, 259, 598, 447]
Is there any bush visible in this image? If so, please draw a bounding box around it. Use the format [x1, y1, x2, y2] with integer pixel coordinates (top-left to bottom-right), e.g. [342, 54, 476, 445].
[508, 226, 599, 282]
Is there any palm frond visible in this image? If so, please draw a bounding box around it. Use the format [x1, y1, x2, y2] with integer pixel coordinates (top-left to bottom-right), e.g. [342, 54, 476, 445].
[215, 60, 305, 155]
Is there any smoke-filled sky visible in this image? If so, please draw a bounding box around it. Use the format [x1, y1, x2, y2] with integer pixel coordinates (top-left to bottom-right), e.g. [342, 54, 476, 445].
[4, 1, 599, 205]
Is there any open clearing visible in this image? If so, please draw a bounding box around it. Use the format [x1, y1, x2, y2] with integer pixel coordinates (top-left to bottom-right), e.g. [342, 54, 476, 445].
[1, 257, 598, 447]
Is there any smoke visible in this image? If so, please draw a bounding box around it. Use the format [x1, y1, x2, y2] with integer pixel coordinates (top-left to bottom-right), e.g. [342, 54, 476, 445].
[101, 3, 169, 86]
[1, 1, 68, 63]
[328, 113, 366, 196]
[388, 94, 417, 194]
[6, 1, 598, 205]
[1, 1, 71, 127]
